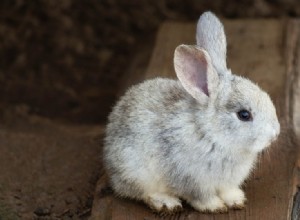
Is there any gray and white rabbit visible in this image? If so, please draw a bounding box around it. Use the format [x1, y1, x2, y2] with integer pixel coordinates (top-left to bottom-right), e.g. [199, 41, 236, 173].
[104, 12, 280, 213]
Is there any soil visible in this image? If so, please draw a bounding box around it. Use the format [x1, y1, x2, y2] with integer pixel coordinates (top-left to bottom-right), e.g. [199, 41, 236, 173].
[1, 0, 300, 219]
[0, 107, 104, 220]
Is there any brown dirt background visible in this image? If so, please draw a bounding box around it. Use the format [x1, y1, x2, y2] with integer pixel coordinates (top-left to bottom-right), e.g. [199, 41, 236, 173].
[0, 0, 299, 219]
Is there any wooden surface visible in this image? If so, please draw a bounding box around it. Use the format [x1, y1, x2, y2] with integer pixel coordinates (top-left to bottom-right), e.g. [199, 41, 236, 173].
[91, 19, 300, 220]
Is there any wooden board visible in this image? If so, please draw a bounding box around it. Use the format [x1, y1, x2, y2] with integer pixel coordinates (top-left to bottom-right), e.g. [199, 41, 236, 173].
[91, 19, 300, 220]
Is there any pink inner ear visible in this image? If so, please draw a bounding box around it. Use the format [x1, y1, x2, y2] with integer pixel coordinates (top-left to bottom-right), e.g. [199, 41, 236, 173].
[175, 45, 213, 101]
[185, 52, 209, 96]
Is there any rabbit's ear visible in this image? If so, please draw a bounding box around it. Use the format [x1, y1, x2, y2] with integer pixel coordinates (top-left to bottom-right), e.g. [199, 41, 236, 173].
[196, 11, 228, 74]
[174, 45, 219, 103]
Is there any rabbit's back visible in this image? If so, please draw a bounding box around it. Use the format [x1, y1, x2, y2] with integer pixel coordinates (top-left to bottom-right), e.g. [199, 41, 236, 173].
[104, 78, 192, 198]
[105, 78, 190, 147]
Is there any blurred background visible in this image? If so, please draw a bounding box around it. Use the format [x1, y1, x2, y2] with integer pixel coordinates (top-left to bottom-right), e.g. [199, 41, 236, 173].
[0, 0, 299, 219]
[0, 0, 299, 125]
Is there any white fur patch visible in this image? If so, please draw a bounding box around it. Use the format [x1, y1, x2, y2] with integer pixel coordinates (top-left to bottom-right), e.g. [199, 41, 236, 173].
[189, 196, 227, 213]
[145, 193, 182, 211]
[218, 187, 246, 207]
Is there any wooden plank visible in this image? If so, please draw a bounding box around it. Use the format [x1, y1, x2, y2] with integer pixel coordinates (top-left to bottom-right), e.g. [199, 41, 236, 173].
[91, 19, 300, 220]
[286, 20, 300, 220]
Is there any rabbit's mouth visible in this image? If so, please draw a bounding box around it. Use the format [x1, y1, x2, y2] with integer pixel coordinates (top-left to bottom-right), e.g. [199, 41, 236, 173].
[264, 129, 280, 149]
[270, 136, 279, 144]
[264, 141, 273, 149]
[261, 135, 278, 151]
[252, 137, 276, 153]
[253, 123, 280, 153]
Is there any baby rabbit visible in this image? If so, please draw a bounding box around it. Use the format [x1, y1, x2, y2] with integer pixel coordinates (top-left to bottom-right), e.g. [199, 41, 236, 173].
[104, 11, 280, 213]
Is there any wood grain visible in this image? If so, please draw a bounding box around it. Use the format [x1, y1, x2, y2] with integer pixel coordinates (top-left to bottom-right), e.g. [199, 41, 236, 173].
[286, 19, 300, 220]
[91, 19, 300, 220]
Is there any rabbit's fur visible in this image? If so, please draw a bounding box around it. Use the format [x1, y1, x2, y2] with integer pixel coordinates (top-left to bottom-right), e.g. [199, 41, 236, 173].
[104, 12, 280, 213]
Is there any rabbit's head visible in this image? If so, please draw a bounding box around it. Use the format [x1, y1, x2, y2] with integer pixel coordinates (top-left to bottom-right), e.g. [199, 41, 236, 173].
[174, 12, 280, 153]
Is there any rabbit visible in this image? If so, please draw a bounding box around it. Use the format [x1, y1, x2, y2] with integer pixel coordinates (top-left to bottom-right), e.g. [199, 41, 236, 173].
[103, 11, 280, 213]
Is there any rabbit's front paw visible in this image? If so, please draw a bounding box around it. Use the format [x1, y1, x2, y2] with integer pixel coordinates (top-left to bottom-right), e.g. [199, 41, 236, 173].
[189, 196, 228, 213]
[145, 193, 183, 214]
[218, 187, 246, 209]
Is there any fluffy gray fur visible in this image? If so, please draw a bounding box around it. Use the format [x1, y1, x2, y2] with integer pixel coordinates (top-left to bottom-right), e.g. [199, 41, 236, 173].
[103, 12, 280, 213]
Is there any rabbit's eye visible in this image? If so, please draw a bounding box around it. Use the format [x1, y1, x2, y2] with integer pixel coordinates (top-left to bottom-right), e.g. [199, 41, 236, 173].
[237, 110, 252, 121]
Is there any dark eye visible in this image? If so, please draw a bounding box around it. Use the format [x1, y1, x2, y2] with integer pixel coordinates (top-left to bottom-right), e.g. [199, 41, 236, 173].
[237, 110, 252, 121]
